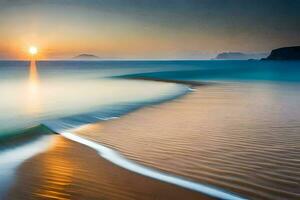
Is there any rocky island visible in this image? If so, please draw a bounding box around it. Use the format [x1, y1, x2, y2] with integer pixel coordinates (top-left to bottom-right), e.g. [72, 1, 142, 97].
[214, 52, 267, 60]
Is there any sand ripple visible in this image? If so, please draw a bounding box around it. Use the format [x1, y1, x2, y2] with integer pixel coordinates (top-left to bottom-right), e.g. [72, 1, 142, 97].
[7, 136, 209, 200]
[76, 83, 300, 200]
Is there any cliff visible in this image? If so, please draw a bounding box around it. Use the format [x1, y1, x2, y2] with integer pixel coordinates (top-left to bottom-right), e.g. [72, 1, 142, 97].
[265, 46, 300, 60]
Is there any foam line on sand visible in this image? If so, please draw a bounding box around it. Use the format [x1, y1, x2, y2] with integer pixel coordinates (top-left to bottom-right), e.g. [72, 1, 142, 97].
[59, 131, 247, 200]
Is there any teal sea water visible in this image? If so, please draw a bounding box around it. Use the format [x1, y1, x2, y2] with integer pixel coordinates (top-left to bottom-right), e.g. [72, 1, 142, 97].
[0, 60, 300, 199]
[3, 60, 298, 139]
[120, 60, 300, 82]
[1, 60, 300, 134]
[0, 60, 190, 138]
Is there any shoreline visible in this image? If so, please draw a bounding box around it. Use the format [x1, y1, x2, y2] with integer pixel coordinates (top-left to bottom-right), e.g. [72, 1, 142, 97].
[43, 78, 244, 200]
[5, 78, 300, 199]
[0, 126, 54, 199]
[4, 79, 216, 200]
[1, 77, 202, 199]
[7, 135, 211, 200]
[123, 76, 212, 87]
[57, 130, 245, 200]
[4, 79, 247, 200]
[73, 82, 300, 200]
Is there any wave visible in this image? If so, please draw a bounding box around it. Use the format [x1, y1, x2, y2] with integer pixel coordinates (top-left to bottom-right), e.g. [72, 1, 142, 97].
[46, 128, 246, 200]
[42, 83, 190, 132]
[0, 125, 53, 199]
[38, 83, 246, 200]
[78, 82, 300, 199]
[34, 81, 245, 199]
[0, 79, 191, 198]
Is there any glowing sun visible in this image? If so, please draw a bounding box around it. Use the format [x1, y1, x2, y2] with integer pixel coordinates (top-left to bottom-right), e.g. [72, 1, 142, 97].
[29, 46, 38, 55]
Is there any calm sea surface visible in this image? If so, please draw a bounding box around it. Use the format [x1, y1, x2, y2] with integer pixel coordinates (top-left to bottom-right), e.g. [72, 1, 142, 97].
[0, 60, 299, 199]
[0, 60, 190, 137]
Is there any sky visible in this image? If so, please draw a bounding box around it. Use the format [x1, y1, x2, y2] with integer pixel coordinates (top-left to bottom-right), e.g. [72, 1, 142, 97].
[0, 0, 299, 60]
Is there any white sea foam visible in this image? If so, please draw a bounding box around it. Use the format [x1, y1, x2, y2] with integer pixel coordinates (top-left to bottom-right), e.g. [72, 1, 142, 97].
[95, 116, 120, 120]
[0, 135, 53, 199]
[57, 130, 246, 200]
[188, 87, 197, 91]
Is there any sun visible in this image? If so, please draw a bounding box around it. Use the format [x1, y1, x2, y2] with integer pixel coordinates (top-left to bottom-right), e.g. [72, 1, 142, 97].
[29, 46, 38, 55]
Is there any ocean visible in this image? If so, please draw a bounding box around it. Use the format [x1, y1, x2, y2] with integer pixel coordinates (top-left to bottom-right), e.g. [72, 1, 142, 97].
[0, 60, 190, 138]
[0, 60, 300, 199]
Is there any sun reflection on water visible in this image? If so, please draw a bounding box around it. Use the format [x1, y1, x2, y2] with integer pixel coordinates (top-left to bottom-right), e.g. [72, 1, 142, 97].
[28, 60, 39, 93]
[26, 60, 41, 114]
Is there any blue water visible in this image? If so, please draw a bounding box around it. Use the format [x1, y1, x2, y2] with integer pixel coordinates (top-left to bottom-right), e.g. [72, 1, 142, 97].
[0, 60, 190, 138]
[118, 60, 300, 82]
[1, 60, 300, 137]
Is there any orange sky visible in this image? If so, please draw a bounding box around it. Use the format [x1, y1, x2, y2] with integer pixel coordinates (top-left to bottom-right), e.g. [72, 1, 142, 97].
[0, 0, 299, 60]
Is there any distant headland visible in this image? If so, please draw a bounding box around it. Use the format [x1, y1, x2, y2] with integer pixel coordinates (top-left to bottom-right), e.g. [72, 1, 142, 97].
[73, 54, 100, 60]
[263, 46, 300, 60]
[214, 52, 267, 60]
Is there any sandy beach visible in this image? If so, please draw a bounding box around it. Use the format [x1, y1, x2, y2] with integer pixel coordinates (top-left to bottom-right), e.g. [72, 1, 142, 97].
[4, 82, 300, 200]
[74, 83, 300, 200]
[7, 135, 210, 200]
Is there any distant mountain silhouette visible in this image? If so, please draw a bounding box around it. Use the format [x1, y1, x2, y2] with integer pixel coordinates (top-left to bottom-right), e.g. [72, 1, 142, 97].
[73, 54, 100, 60]
[214, 52, 267, 60]
[264, 46, 300, 60]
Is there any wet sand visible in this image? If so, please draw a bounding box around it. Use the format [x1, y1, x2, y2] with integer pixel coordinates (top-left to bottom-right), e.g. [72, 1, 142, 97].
[7, 135, 211, 200]
[75, 83, 300, 200]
